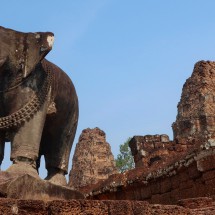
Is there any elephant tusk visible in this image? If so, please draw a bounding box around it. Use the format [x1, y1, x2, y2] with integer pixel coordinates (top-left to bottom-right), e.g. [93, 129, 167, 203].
[47, 36, 54, 48]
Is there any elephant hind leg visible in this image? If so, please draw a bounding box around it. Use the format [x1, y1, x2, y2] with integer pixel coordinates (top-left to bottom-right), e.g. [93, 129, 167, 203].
[40, 112, 78, 186]
[44, 167, 67, 186]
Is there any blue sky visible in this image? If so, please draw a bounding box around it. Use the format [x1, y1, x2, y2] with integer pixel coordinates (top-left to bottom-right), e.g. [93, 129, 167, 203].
[1, 1, 215, 178]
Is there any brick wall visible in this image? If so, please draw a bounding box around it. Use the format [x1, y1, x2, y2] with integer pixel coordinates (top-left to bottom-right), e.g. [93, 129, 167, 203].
[86, 147, 215, 205]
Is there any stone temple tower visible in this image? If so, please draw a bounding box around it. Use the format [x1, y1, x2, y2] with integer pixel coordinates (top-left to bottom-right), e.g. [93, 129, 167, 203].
[172, 61, 215, 148]
[69, 127, 118, 189]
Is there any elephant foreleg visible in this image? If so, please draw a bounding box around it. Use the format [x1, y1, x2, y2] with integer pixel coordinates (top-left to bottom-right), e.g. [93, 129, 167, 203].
[7, 100, 48, 178]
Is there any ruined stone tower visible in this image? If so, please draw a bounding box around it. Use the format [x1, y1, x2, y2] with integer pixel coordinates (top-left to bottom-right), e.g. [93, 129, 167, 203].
[69, 127, 117, 189]
[172, 61, 215, 147]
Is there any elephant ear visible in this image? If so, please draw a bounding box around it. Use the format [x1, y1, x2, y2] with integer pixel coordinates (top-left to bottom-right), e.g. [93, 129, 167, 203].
[0, 26, 54, 77]
[21, 31, 54, 77]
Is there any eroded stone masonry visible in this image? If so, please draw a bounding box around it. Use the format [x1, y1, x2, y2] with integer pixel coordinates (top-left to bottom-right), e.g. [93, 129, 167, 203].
[69, 127, 117, 189]
[173, 61, 215, 147]
[129, 61, 215, 174]
[77, 61, 215, 214]
[129, 134, 174, 170]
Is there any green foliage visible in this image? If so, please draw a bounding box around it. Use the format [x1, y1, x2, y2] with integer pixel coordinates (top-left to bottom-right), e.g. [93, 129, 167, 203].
[115, 138, 135, 173]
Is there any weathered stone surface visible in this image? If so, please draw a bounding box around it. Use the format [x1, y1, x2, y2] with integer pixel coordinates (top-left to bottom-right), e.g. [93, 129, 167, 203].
[0, 172, 84, 200]
[173, 61, 215, 147]
[0, 198, 214, 214]
[178, 197, 213, 209]
[129, 134, 172, 168]
[69, 128, 117, 189]
[82, 147, 215, 204]
[129, 134, 197, 171]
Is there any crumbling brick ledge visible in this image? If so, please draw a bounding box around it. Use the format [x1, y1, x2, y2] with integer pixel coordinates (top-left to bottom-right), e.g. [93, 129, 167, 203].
[0, 197, 215, 214]
[82, 147, 215, 205]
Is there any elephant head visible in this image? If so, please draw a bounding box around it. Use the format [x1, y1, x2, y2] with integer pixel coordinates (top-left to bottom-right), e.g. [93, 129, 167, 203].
[0, 26, 54, 78]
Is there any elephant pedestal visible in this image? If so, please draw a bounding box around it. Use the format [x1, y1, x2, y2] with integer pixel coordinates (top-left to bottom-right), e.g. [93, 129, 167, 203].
[0, 171, 84, 200]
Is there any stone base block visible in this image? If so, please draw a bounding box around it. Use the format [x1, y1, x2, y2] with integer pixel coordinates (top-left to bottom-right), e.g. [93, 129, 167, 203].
[0, 171, 84, 200]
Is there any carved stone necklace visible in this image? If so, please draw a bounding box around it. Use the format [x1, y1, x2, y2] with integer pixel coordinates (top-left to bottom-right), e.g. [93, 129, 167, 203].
[0, 61, 52, 129]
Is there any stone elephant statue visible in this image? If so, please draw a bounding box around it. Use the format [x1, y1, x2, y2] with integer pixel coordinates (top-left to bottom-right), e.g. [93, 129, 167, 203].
[0, 26, 78, 186]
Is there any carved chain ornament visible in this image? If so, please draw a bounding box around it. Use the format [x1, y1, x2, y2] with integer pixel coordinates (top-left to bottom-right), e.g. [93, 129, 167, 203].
[0, 62, 52, 129]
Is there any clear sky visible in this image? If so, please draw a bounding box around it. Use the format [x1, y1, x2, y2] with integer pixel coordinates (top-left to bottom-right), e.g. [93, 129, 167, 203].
[1, 1, 215, 179]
